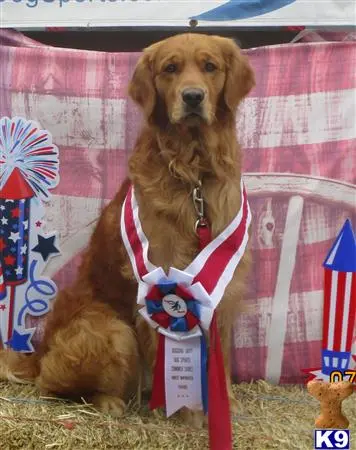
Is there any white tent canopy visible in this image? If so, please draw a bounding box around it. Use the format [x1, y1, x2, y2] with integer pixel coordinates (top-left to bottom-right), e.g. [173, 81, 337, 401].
[1, 0, 355, 28]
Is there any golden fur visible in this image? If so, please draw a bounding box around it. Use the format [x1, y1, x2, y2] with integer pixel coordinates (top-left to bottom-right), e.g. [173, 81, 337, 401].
[0, 33, 255, 424]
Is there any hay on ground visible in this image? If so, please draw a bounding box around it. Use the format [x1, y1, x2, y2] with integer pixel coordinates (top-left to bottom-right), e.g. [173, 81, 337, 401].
[0, 380, 354, 449]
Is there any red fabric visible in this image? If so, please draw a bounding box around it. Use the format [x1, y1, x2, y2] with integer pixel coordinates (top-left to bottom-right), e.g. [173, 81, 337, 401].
[199, 222, 233, 450]
[146, 285, 164, 300]
[150, 312, 170, 330]
[185, 311, 200, 330]
[149, 333, 166, 410]
[194, 189, 248, 294]
[197, 222, 213, 251]
[123, 186, 149, 277]
[208, 313, 233, 450]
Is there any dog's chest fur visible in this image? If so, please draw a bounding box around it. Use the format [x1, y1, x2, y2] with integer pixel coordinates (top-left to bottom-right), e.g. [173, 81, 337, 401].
[132, 177, 242, 273]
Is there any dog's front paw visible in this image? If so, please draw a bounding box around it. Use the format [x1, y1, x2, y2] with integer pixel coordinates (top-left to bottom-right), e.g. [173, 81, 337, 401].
[179, 407, 207, 429]
[91, 393, 126, 417]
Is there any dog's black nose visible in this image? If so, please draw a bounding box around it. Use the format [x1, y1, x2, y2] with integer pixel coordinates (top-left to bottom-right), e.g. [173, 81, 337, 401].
[182, 88, 205, 108]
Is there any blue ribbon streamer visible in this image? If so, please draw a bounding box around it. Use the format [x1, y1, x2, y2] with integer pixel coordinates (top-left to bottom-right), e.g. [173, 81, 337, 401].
[200, 333, 208, 414]
[17, 259, 56, 326]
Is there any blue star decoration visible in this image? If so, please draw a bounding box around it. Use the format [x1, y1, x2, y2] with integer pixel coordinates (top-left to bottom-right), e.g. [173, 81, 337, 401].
[6, 329, 34, 352]
[32, 233, 60, 262]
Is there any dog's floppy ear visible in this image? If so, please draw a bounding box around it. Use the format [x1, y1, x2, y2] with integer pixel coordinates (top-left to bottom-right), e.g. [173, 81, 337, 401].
[128, 45, 158, 119]
[215, 37, 255, 113]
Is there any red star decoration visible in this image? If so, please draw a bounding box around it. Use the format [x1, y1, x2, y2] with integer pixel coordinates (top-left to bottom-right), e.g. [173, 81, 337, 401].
[0, 304, 6, 311]
[4, 255, 16, 265]
[0, 238, 6, 252]
[11, 207, 20, 218]
[36, 221, 42, 227]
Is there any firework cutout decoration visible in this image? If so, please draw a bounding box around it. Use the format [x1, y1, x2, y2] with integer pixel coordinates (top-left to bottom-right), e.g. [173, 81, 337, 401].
[303, 219, 356, 383]
[0, 116, 60, 352]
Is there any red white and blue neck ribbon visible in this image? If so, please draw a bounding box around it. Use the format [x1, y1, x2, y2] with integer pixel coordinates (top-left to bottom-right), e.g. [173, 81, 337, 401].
[121, 179, 251, 447]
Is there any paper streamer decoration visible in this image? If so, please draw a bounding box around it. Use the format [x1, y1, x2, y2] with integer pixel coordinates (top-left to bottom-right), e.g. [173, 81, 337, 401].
[303, 219, 356, 383]
[0, 116, 60, 352]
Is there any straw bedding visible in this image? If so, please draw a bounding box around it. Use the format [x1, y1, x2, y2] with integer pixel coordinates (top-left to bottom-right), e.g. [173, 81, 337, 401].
[0, 380, 354, 449]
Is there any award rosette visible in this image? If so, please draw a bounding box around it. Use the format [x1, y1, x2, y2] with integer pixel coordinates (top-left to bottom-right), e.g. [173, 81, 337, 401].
[139, 268, 213, 415]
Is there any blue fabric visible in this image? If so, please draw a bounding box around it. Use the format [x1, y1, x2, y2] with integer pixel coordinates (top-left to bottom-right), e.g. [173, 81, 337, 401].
[157, 279, 177, 294]
[146, 299, 164, 315]
[186, 300, 200, 319]
[193, 0, 295, 21]
[171, 317, 188, 332]
[200, 334, 208, 414]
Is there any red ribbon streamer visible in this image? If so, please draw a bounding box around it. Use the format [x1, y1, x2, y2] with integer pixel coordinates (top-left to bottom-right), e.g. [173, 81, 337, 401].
[150, 224, 232, 450]
[198, 225, 232, 450]
[149, 333, 166, 410]
[208, 313, 232, 450]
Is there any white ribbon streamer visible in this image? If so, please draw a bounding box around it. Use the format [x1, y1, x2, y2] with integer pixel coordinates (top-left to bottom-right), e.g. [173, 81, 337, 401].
[165, 336, 203, 417]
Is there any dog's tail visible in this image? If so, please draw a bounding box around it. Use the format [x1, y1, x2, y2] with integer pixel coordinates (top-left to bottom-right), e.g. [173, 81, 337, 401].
[0, 350, 39, 384]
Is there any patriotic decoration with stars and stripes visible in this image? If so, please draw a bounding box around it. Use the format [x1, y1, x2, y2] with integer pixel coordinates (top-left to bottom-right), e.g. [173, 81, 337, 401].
[0, 116, 60, 352]
[303, 219, 356, 383]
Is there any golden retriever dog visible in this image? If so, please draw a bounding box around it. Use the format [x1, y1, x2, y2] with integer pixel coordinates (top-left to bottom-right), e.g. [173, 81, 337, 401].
[0, 33, 255, 425]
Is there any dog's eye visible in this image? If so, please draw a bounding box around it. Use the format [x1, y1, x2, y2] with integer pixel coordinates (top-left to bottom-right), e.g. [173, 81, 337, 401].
[164, 64, 177, 73]
[204, 62, 217, 72]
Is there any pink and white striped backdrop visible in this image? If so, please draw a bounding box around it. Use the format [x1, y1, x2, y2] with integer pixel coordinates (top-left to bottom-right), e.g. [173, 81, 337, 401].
[0, 29, 355, 384]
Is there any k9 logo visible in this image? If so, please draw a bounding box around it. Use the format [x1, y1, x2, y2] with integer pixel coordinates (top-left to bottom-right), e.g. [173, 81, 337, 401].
[314, 430, 350, 449]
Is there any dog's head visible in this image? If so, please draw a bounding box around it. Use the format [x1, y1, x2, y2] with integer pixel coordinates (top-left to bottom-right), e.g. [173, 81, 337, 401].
[129, 33, 255, 127]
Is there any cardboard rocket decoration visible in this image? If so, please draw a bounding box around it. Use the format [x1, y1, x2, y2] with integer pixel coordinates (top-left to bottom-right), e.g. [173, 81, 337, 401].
[303, 219, 356, 382]
[0, 116, 60, 352]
